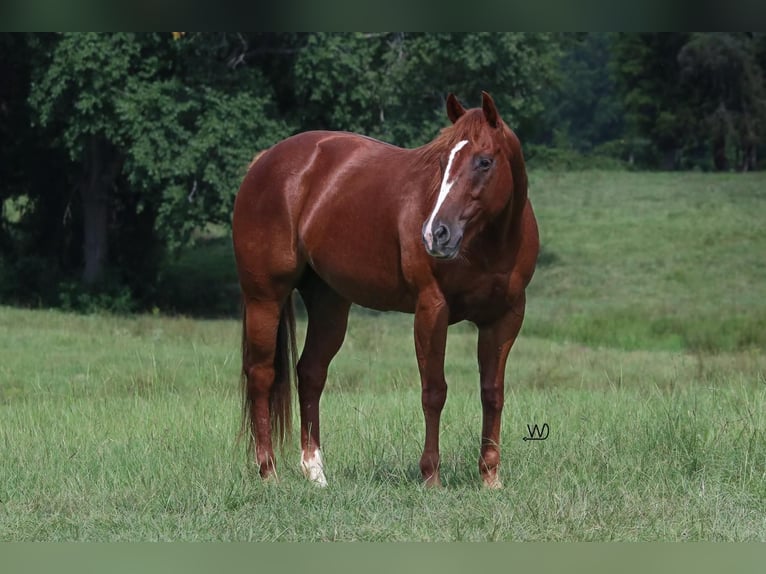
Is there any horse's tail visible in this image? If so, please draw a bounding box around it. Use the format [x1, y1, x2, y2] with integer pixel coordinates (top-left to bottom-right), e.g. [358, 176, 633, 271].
[271, 294, 298, 445]
[240, 294, 298, 453]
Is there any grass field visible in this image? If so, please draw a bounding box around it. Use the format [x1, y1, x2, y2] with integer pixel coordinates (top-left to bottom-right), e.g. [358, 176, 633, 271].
[1, 170, 765, 541]
[526, 170, 766, 352]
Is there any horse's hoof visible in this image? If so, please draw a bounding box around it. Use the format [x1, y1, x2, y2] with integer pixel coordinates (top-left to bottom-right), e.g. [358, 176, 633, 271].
[301, 450, 328, 487]
[423, 472, 443, 488]
[260, 469, 279, 484]
[482, 474, 503, 489]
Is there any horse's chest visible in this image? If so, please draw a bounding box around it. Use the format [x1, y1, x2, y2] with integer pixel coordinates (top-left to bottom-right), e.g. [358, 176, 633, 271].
[447, 272, 518, 323]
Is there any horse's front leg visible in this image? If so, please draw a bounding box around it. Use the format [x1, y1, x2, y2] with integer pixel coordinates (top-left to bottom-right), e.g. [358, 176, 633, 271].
[476, 296, 526, 489]
[414, 287, 450, 487]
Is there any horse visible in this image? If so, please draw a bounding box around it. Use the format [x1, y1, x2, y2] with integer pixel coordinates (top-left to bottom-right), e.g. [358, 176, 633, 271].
[232, 92, 539, 488]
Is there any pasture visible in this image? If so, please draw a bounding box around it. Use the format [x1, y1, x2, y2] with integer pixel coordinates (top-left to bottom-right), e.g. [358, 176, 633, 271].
[1, 170, 764, 540]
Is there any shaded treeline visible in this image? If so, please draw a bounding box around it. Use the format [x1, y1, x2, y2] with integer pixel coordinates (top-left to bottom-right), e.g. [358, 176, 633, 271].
[1, 33, 765, 311]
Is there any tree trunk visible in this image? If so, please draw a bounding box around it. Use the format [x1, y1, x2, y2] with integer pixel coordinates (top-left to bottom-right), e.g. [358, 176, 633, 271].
[661, 148, 676, 170]
[80, 136, 121, 286]
[742, 142, 757, 172]
[712, 134, 728, 171]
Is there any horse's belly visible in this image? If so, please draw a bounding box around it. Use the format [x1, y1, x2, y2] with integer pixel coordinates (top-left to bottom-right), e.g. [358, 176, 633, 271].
[334, 278, 416, 313]
[298, 174, 417, 312]
[306, 247, 416, 313]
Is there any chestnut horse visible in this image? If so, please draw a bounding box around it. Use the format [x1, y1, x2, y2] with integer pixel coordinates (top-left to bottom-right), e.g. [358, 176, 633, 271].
[232, 92, 538, 488]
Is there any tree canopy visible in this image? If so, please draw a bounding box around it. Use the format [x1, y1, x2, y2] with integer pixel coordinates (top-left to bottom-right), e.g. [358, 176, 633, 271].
[1, 33, 765, 312]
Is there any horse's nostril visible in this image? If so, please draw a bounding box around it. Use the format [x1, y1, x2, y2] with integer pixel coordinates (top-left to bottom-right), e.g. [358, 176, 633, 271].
[434, 224, 450, 246]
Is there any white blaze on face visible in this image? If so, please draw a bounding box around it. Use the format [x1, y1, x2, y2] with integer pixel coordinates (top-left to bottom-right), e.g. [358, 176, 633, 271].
[424, 139, 469, 250]
[301, 448, 327, 487]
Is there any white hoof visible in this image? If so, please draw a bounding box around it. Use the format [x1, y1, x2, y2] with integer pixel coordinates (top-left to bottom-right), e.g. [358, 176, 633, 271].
[483, 475, 503, 490]
[301, 449, 328, 487]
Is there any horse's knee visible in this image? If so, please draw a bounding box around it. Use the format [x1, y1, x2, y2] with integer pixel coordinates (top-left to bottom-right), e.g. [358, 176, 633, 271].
[421, 380, 447, 412]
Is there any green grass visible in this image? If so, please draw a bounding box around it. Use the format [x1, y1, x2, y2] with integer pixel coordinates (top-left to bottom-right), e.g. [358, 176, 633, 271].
[1, 170, 765, 540]
[0, 307, 764, 541]
[526, 170, 766, 352]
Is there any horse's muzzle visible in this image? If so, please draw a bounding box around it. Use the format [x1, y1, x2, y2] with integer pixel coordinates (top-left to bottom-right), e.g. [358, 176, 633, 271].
[422, 220, 463, 260]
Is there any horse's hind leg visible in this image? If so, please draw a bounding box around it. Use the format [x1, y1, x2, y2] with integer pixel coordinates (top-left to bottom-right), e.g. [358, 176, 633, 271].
[296, 273, 351, 486]
[242, 298, 285, 480]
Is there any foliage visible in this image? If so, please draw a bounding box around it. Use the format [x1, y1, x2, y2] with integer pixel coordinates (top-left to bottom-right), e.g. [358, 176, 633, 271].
[3, 33, 289, 306]
[524, 143, 628, 171]
[677, 33, 766, 171]
[611, 32, 766, 170]
[2, 33, 766, 310]
[540, 33, 624, 153]
[28, 32, 288, 251]
[291, 32, 562, 146]
[611, 33, 690, 168]
[57, 278, 136, 314]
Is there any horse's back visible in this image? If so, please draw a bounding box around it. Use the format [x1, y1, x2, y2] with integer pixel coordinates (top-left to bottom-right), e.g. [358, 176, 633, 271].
[254, 130, 396, 171]
[238, 130, 399, 208]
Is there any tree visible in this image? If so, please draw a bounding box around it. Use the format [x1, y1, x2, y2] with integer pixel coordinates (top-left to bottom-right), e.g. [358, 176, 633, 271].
[678, 33, 766, 171]
[291, 33, 562, 147]
[0, 33, 76, 302]
[612, 33, 690, 168]
[612, 32, 766, 170]
[27, 33, 289, 292]
[541, 33, 624, 152]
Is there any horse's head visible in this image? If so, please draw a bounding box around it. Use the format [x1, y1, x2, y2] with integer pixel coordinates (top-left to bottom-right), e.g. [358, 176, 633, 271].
[422, 91, 523, 260]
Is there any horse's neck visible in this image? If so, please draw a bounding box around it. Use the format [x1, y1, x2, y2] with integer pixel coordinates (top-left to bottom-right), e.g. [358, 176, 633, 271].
[408, 145, 449, 212]
[500, 142, 530, 248]
[480, 181, 528, 263]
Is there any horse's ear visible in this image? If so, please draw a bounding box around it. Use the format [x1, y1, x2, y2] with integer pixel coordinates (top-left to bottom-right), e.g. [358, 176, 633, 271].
[481, 91, 499, 128]
[446, 93, 466, 124]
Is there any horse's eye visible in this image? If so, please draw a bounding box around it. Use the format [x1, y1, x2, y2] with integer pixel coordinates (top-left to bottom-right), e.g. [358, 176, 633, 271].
[476, 157, 493, 170]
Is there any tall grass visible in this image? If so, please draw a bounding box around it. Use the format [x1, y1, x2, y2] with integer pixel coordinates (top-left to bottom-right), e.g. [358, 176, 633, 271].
[0, 306, 764, 540]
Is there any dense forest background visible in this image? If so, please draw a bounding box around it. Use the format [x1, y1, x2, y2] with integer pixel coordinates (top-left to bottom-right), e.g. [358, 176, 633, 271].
[2, 32, 765, 313]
